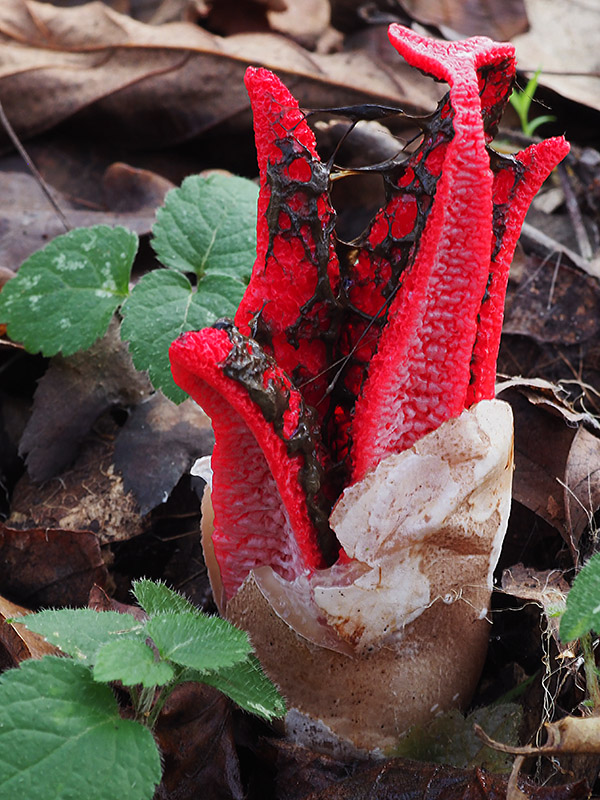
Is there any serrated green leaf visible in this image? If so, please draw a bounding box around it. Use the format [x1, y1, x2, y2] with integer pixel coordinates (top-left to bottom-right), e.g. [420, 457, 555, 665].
[120, 269, 243, 402]
[93, 639, 174, 687]
[17, 609, 143, 665]
[146, 612, 251, 672]
[0, 656, 161, 800]
[0, 225, 137, 356]
[200, 655, 287, 721]
[133, 579, 198, 617]
[561, 552, 600, 641]
[152, 174, 257, 281]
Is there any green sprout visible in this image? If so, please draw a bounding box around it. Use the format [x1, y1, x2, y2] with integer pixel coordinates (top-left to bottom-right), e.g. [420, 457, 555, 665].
[509, 68, 556, 137]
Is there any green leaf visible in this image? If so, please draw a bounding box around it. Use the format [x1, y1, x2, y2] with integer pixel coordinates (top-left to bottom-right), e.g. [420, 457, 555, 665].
[146, 612, 252, 672]
[0, 656, 161, 800]
[120, 269, 243, 402]
[17, 609, 143, 665]
[152, 173, 258, 281]
[93, 639, 174, 687]
[0, 225, 137, 356]
[560, 552, 600, 641]
[133, 579, 198, 617]
[391, 703, 522, 772]
[199, 655, 287, 721]
[525, 114, 556, 136]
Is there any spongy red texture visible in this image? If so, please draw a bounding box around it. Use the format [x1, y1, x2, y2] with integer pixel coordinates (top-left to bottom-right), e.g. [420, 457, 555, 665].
[467, 136, 570, 405]
[235, 68, 339, 418]
[169, 27, 570, 587]
[169, 329, 327, 599]
[350, 28, 509, 481]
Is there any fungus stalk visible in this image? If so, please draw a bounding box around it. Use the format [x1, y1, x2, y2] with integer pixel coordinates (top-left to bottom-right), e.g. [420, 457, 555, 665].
[169, 25, 569, 752]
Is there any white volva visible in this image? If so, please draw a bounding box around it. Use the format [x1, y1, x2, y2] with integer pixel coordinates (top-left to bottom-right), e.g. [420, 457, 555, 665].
[210, 400, 514, 752]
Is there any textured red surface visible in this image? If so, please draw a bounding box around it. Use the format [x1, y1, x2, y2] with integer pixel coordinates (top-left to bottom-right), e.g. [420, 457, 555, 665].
[169, 329, 328, 598]
[170, 26, 569, 594]
[235, 68, 340, 420]
[466, 137, 570, 405]
[350, 29, 513, 479]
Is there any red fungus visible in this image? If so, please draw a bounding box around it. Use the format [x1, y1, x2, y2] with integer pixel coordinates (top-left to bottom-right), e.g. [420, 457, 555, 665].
[170, 322, 335, 599]
[169, 25, 569, 604]
[349, 28, 569, 478]
[235, 68, 340, 420]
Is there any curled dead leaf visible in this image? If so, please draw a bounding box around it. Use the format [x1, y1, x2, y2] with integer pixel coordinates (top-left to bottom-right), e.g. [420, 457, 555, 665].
[0, 522, 107, 607]
[499, 382, 600, 559]
[0, 594, 59, 669]
[0, 0, 435, 151]
[398, 0, 529, 40]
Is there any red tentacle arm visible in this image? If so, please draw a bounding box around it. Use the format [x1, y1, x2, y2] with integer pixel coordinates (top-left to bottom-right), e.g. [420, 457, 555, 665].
[467, 137, 570, 404]
[350, 30, 513, 480]
[235, 68, 340, 419]
[169, 325, 337, 601]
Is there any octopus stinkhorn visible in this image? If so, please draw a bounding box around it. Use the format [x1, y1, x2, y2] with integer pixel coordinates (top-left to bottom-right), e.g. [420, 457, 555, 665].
[169, 25, 569, 752]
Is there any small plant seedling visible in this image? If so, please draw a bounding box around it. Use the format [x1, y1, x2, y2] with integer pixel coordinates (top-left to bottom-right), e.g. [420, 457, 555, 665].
[0, 173, 258, 403]
[560, 552, 600, 711]
[509, 68, 556, 137]
[0, 579, 286, 800]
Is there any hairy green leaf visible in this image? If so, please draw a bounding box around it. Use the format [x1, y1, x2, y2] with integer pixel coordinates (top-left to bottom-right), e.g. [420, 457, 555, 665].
[120, 269, 243, 402]
[93, 639, 174, 687]
[146, 612, 251, 672]
[0, 657, 161, 800]
[133, 579, 198, 617]
[17, 609, 143, 665]
[200, 656, 287, 721]
[152, 173, 257, 281]
[0, 226, 137, 356]
[560, 552, 600, 641]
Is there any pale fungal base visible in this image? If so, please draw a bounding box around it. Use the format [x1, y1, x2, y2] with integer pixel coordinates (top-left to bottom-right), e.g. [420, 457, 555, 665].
[203, 399, 514, 752]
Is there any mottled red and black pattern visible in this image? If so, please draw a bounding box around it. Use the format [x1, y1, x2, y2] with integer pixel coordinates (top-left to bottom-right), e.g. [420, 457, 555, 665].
[170, 26, 569, 600]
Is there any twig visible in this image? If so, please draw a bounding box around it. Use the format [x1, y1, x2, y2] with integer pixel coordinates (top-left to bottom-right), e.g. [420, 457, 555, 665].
[558, 162, 593, 261]
[0, 98, 70, 232]
[520, 221, 600, 280]
[506, 755, 528, 800]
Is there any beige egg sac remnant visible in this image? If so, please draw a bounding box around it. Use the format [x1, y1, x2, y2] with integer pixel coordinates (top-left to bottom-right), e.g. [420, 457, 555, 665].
[206, 399, 514, 753]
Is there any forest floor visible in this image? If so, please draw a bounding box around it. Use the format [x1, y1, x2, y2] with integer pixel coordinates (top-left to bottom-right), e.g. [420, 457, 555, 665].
[1, 1, 600, 798]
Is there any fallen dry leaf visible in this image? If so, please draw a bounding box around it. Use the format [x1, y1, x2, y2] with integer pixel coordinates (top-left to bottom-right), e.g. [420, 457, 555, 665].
[256, 737, 370, 800]
[101, 162, 174, 213]
[267, 0, 333, 50]
[0, 522, 107, 607]
[113, 393, 214, 515]
[301, 758, 588, 800]
[398, 0, 529, 40]
[9, 414, 147, 544]
[503, 254, 600, 347]
[0, 170, 158, 272]
[513, 0, 600, 112]
[0, 593, 59, 668]
[0, 0, 438, 152]
[19, 320, 152, 482]
[499, 386, 600, 557]
[153, 682, 245, 800]
[88, 583, 147, 619]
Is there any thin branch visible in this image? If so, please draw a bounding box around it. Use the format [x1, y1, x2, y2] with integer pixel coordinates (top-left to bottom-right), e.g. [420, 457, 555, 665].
[520, 221, 600, 280]
[0, 99, 70, 232]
